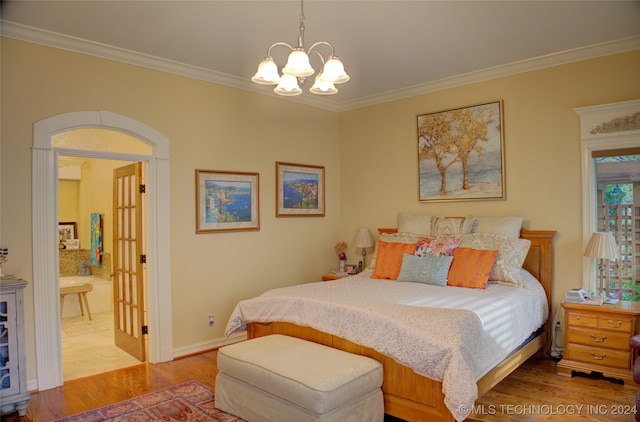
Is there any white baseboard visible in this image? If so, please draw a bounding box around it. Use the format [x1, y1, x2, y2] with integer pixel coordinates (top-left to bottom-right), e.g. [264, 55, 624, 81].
[173, 331, 247, 358]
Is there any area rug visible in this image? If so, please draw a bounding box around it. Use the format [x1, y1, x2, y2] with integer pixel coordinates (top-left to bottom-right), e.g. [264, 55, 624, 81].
[61, 317, 110, 338]
[54, 380, 244, 421]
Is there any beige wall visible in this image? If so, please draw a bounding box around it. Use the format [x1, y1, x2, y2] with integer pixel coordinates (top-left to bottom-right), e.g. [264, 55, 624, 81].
[1, 38, 341, 381]
[339, 50, 640, 318]
[2, 35, 639, 385]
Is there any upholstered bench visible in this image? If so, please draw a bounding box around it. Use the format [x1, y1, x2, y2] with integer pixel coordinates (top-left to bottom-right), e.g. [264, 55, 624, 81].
[215, 334, 384, 422]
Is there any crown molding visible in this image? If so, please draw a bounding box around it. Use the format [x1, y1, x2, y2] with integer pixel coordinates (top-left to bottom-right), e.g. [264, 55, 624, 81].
[340, 35, 640, 111]
[2, 20, 638, 113]
[0, 21, 341, 112]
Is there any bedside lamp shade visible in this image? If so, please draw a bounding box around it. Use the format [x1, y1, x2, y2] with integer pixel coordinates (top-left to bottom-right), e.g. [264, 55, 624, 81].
[584, 232, 620, 296]
[355, 228, 375, 272]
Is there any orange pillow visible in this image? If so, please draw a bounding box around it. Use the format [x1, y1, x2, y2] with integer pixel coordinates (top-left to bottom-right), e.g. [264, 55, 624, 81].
[447, 247, 498, 289]
[371, 241, 417, 280]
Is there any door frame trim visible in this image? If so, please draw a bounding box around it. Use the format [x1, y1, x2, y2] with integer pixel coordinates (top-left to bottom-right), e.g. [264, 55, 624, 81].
[32, 111, 173, 390]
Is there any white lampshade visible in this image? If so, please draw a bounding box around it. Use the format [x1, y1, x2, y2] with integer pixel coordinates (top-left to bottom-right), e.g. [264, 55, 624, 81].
[584, 232, 620, 260]
[251, 57, 281, 85]
[355, 228, 375, 249]
[282, 49, 315, 77]
[320, 56, 350, 84]
[274, 74, 302, 96]
[309, 73, 338, 95]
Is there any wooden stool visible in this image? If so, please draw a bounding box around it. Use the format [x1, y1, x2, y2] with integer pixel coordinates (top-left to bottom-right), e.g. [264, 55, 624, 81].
[60, 283, 93, 320]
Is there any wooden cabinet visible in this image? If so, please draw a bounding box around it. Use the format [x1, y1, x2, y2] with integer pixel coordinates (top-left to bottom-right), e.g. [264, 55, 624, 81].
[557, 301, 640, 385]
[0, 276, 31, 417]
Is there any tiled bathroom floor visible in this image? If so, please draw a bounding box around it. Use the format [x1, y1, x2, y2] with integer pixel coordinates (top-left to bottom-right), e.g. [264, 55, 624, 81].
[61, 311, 143, 381]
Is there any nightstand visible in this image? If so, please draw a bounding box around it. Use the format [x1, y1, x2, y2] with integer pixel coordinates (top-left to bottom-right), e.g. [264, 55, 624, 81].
[557, 301, 640, 385]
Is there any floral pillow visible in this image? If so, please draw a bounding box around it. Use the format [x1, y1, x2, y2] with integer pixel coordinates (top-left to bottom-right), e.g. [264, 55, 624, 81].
[414, 236, 460, 257]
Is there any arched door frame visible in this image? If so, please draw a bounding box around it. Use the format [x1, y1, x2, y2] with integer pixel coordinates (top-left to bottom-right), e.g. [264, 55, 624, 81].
[32, 111, 173, 390]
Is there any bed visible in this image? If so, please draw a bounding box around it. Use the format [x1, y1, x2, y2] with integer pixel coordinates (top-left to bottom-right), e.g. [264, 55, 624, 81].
[225, 217, 555, 422]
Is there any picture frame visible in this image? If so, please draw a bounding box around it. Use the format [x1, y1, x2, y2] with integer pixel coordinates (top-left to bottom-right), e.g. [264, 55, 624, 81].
[417, 100, 505, 202]
[276, 162, 325, 217]
[345, 264, 357, 275]
[58, 222, 77, 243]
[196, 169, 260, 233]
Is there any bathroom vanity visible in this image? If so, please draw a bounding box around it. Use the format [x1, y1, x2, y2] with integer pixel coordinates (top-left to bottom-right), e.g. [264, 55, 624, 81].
[0, 276, 31, 417]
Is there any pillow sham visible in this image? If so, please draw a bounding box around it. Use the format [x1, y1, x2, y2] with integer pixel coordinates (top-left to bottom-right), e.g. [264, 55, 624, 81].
[371, 241, 417, 280]
[367, 232, 423, 271]
[447, 247, 498, 289]
[472, 216, 523, 239]
[432, 216, 476, 237]
[414, 236, 460, 257]
[397, 213, 434, 236]
[459, 232, 531, 286]
[397, 253, 453, 286]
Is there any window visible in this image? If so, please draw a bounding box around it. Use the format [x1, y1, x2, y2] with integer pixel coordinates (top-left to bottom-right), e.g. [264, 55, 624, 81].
[594, 154, 640, 300]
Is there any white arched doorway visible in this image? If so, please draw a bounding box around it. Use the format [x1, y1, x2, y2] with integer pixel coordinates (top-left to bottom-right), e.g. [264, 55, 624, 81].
[33, 111, 173, 390]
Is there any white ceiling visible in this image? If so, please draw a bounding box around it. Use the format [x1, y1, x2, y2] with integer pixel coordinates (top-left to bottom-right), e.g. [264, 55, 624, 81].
[2, 1, 640, 110]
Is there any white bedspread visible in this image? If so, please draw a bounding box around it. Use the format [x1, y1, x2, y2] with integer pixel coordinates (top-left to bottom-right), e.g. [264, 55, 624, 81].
[225, 269, 548, 421]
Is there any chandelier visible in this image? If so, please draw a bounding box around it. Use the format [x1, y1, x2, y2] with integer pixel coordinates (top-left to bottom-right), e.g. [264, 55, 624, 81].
[251, 0, 349, 96]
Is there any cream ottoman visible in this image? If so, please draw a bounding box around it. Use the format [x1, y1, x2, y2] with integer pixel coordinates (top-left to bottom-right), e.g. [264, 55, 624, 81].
[215, 334, 384, 422]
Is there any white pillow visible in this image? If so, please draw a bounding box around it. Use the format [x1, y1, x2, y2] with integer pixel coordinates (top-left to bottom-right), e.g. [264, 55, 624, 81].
[459, 232, 531, 286]
[397, 213, 433, 236]
[472, 216, 523, 239]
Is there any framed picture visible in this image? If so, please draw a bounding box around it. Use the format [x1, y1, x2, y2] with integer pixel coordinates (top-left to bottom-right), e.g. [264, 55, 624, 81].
[58, 222, 77, 243]
[276, 162, 325, 217]
[345, 264, 358, 275]
[417, 100, 505, 202]
[196, 169, 260, 233]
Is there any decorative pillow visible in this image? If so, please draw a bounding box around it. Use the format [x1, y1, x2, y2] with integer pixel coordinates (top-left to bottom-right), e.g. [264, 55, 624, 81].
[459, 233, 531, 286]
[397, 213, 434, 236]
[447, 247, 498, 289]
[472, 216, 523, 239]
[432, 217, 476, 237]
[397, 254, 453, 286]
[414, 236, 460, 257]
[371, 241, 417, 280]
[367, 232, 423, 270]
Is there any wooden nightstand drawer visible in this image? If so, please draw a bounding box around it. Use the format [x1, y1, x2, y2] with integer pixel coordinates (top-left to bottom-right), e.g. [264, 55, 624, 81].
[598, 317, 634, 333]
[565, 327, 630, 350]
[565, 343, 631, 370]
[567, 311, 598, 328]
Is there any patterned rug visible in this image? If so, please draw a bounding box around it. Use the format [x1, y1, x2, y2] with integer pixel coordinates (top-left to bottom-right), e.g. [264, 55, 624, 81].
[61, 315, 110, 338]
[54, 381, 244, 421]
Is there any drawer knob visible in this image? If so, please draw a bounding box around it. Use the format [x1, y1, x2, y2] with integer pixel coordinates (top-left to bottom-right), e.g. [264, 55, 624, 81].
[576, 316, 581, 320]
[589, 351, 607, 360]
[590, 334, 607, 343]
[608, 320, 623, 328]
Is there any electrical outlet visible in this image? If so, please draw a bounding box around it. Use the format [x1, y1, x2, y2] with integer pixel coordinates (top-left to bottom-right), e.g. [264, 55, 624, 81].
[208, 314, 214, 326]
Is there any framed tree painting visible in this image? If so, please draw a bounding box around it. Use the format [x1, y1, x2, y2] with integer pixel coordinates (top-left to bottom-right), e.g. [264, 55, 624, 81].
[276, 162, 325, 217]
[417, 100, 505, 202]
[196, 169, 260, 233]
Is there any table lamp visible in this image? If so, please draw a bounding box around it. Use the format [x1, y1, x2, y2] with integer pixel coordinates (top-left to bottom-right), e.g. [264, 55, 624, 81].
[355, 228, 375, 272]
[584, 232, 620, 296]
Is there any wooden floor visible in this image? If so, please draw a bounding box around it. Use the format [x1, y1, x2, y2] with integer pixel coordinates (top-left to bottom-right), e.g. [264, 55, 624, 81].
[4, 353, 638, 421]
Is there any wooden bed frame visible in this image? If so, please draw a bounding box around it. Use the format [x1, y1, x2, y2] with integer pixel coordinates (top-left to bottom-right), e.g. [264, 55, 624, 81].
[247, 228, 556, 421]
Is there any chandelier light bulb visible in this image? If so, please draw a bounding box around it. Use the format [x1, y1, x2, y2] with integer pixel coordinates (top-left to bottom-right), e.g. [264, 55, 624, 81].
[320, 56, 349, 84]
[251, 57, 281, 85]
[309, 73, 338, 95]
[274, 74, 302, 96]
[282, 49, 314, 77]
